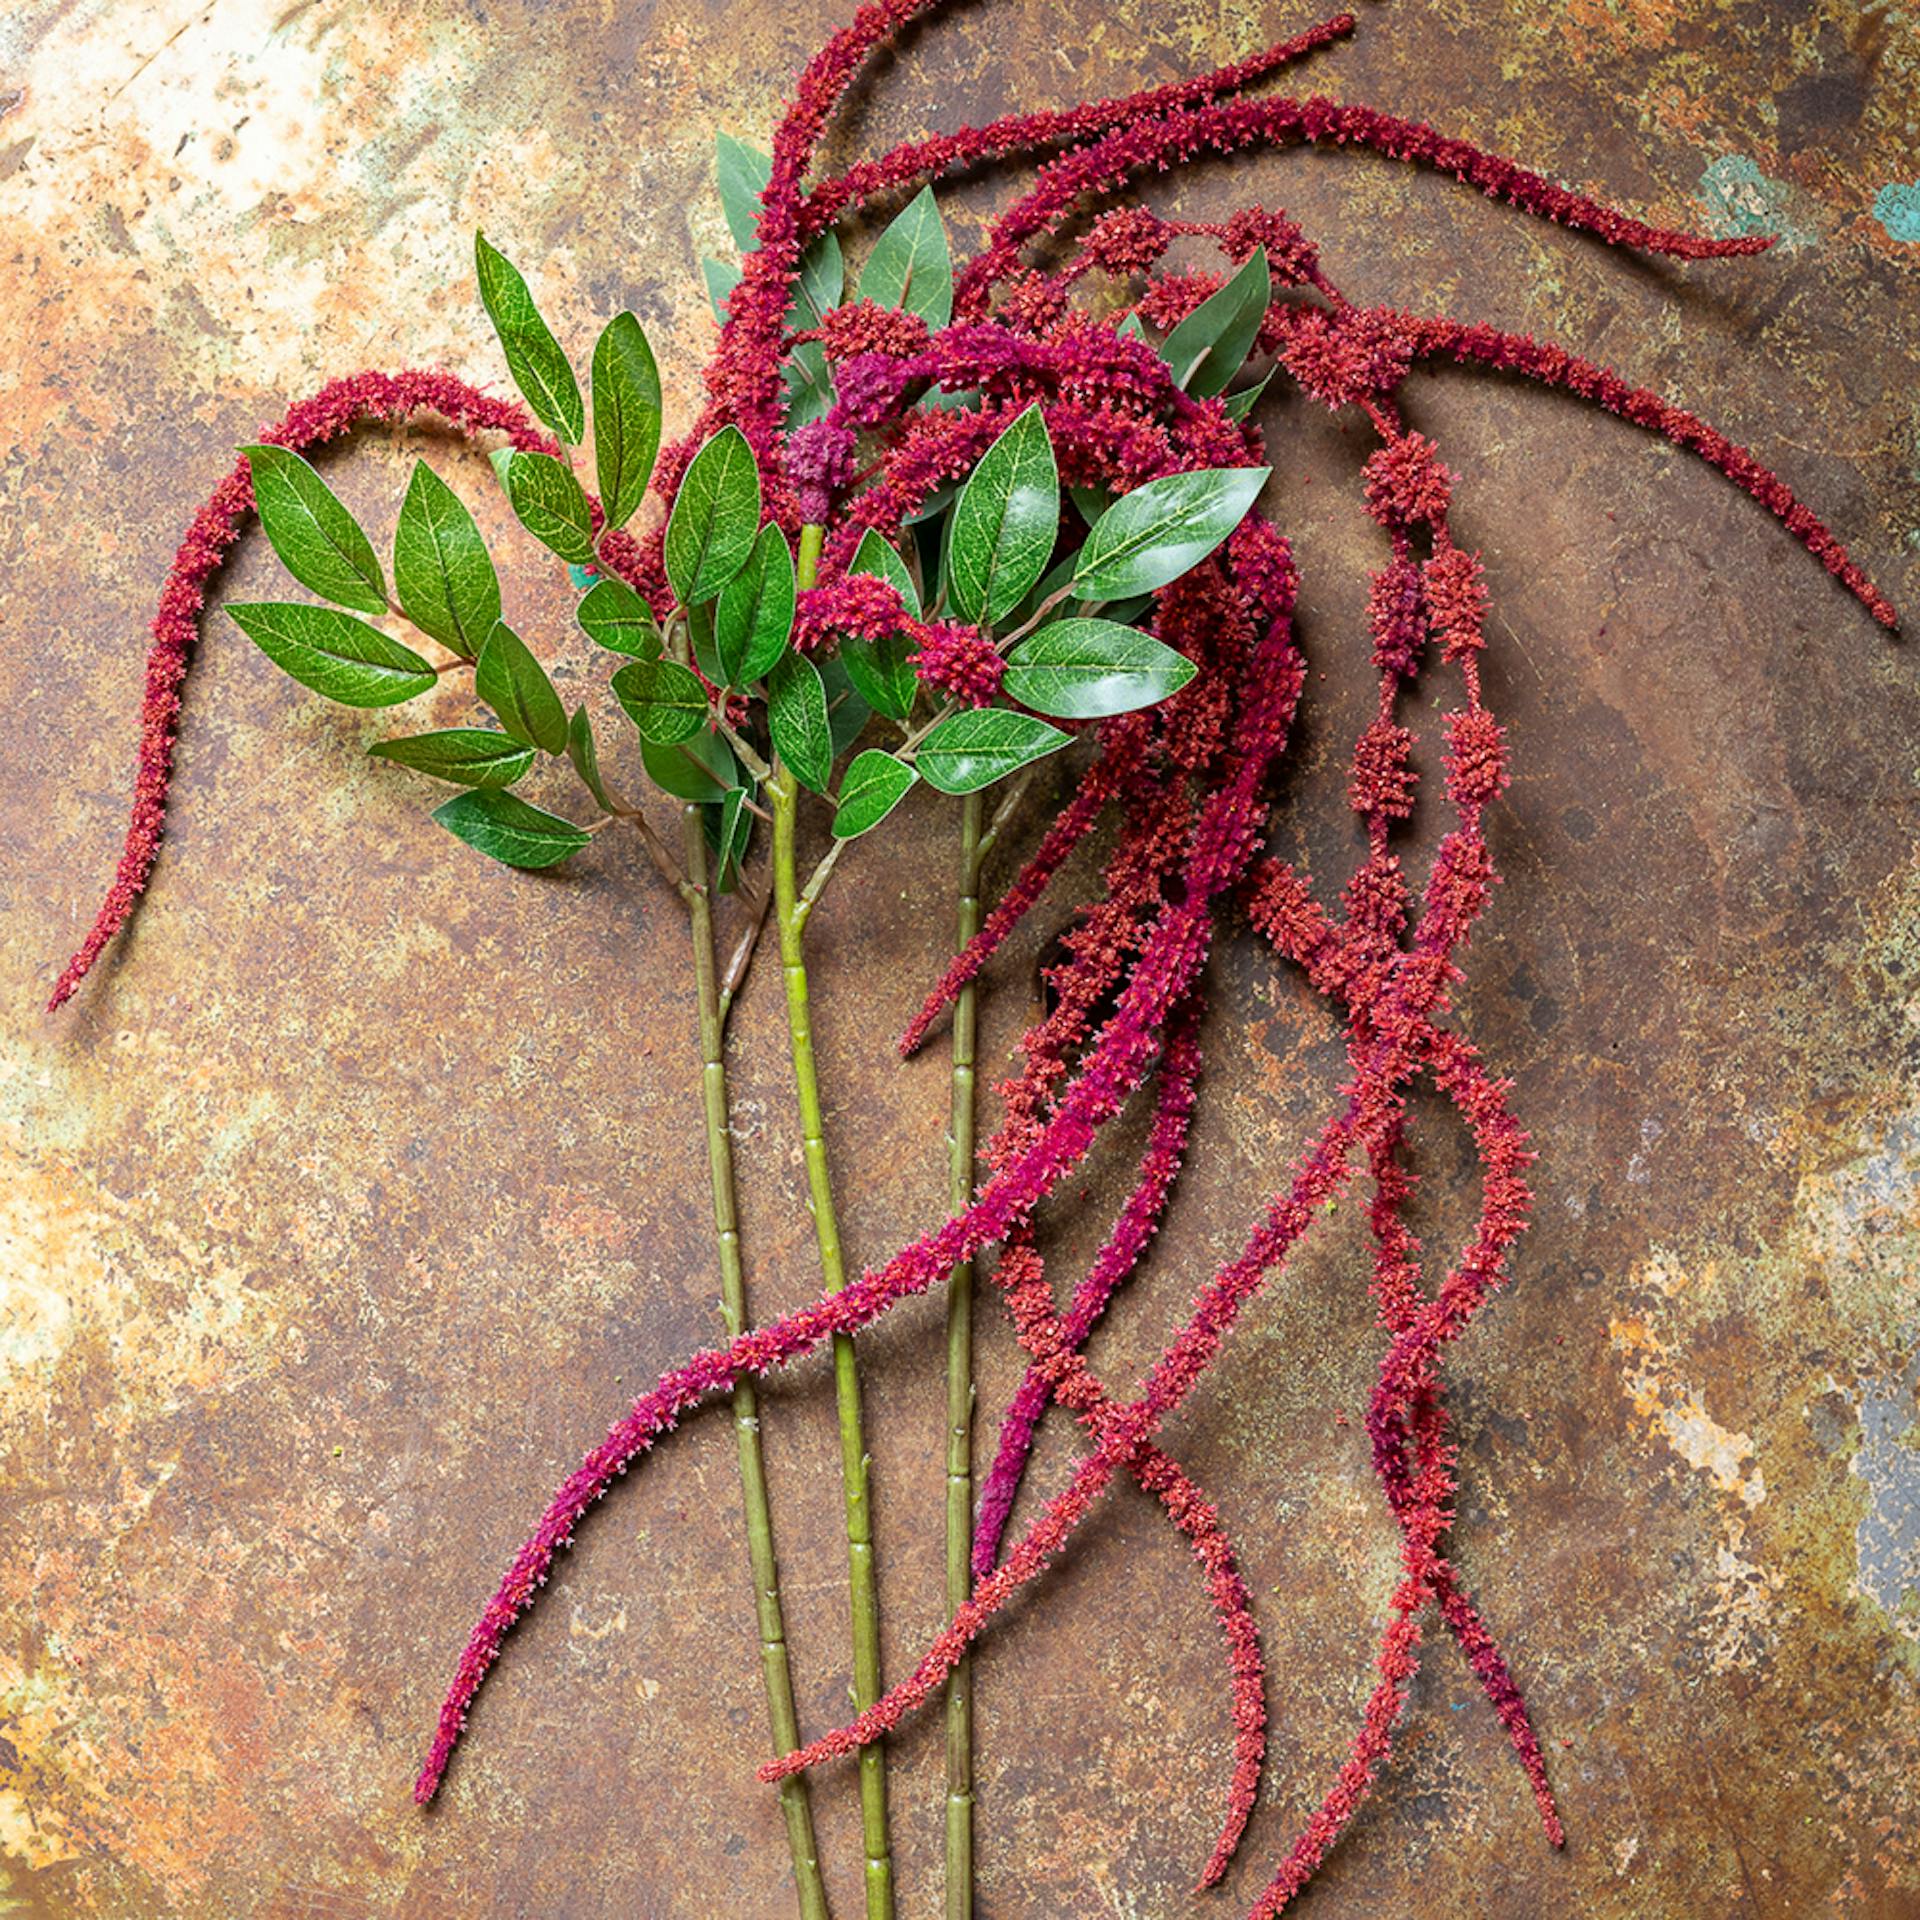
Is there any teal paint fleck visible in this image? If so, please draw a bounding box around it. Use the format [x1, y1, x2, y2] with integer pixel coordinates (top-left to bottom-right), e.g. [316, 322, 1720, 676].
[1698, 154, 1817, 252]
[1873, 181, 1920, 245]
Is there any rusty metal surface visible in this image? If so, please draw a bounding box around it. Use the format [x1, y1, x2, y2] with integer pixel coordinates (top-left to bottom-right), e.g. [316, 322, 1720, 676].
[3, 1, 1919, 1914]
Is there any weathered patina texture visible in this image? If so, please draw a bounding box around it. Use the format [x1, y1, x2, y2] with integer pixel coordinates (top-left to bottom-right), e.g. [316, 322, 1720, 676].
[3, 1, 1919, 1914]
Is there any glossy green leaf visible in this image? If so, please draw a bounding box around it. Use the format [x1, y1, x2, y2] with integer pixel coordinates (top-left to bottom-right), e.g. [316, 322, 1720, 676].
[1160, 245, 1269, 397]
[433, 789, 590, 868]
[229, 601, 436, 708]
[393, 461, 500, 658]
[916, 708, 1070, 794]
[664, 426, 761, 608]
[849, 527, 921, 616]
[715, 521, 795, 685]
[566, 705, 618, 813]
[591, 312, 661, 533]
[1073, 466, 1270, 600]
[611, 656, 709, 744]
[474, 231, 584, 444]
[714, 783, 752, 889]
[1222, 370, 1272, 423]
[715, 133, 772, 251]
[703, 256, 742, 326]
[794, 232, 844, 326]
[820, 654, 872, 755]
[859, 186, 952, 327]
[948, 403, 1058, 628]
[1003, 618, 1197, 719]
[642, 726, 736, 800]
[784, 340, 836, 431]
[832, 750, 917, 838]
[474, 622, 568, 754]
[768, 651, 832, 794]
[367, 727, 534, 787]
[491, 449, 595, 567]
[575, 577, 661, 658]
[242, 445, 386, 614]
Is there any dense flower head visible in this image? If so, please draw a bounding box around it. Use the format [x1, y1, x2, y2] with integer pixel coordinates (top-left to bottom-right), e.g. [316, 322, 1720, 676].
[1276, 304, 1413, 408]
[834, 349, 914, 425]
[1363, 430, 1455, 528]
[1220, 203, 1318, 283]
[1442, 707, 1508, 807]
[1367, 556, 1429, 679]
[792, 570, 907, 652]
[1349, 719, 1419, 819]
[820, 297, 931, 361]
[912, 619, 1007, 707]
[1138, 269, 1223, 331]
[993, 268, 1071, 336]
[1081, 204, 1174, 276]
[1228, 517, 1299, 620]
[1424, 541, 1488, 658]
[787, 417, 858, 519]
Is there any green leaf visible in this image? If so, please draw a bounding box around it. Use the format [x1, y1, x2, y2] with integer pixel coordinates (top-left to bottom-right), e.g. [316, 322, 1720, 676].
[820, 654, 872, 755]
[916, 708, 1070, 793]
[1116, 312, 1148, 344]
[641, 726, 736, 800]
[784, 341, 836, 431]
[664, 426, 761, 608]
[474, 622, 569, 754]
[1160, 245, 1269, 397]
[242, 445, 386, 614]
[1222, 370, 1272, 423]
[795, 232, 845, 326]
[833, 750, 917, 838]
[611, 656, 710, 744]
[432, 789, 591, 868]
[849, 527, 921, 617]
[566, 705, 618, 813]
[367, 727, 535, 787]
[1070, 483, 1113, 528]
[576, 577, 661, 657]
[591, 312, 661, 533]
[715, 521, 796, 685]
[1003, 619, 1198, 719]
[948, 403, 1058, 628]
[703, 256, 742, 326]
[768, 651, 833, 793]
[859, 185, 953, 327]
[229, 601, 436, 708]
[392, 461, 501, 658]
[715, 133, 773, 252]
[491, 449, 595, 568]
[713, 783, 752, 889]
[1073, 467, 1270, 600]
[474, 231, 584, 444]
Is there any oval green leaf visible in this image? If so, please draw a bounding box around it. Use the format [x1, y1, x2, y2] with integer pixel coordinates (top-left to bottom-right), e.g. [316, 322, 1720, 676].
[367, 728, 535, 787]
[916, 707, 1070, 794]
[1073, 466, 1271, 601]
[715, 520, 796, 685]
[566, 705, 618, 814]
[242, 445, 386, 614]
[664, 426, 761, 609]
[474, 621, 569, 754]
[474, 232, 584, 445]
[832, 750, 917, 839]
[768, 651, 833, 794]
[591, 312, 661, 533]
[576, 577, 661, 658]
[491, 449, 595, 567]
[229, 601, 436, 708]
[392, 461, 501, 658]
[715, 133, 772, 251]
[641, 726, 737, 801]
[948, 403, 1058, 628]
[611, 656, 710, 744]
[859, 185, 953, 328]
[1160, 245, 1269, 397]
[432, 789, 591, 868]
[1003, 619, 1197, 719]
[849, 526, 922, 617]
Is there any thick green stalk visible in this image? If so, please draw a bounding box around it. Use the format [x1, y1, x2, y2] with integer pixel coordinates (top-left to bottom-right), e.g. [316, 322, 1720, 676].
[681, 793, 830, 1920]
[769, 757, 895, 1919]
[943, 787, 984, 1919]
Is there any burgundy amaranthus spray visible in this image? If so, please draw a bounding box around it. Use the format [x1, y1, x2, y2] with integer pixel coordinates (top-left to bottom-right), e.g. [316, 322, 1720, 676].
[48, 1, 1896, 1915]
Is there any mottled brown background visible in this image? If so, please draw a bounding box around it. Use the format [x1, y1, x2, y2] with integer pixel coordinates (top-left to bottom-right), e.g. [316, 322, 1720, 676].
[3, 0, 1919, 1915]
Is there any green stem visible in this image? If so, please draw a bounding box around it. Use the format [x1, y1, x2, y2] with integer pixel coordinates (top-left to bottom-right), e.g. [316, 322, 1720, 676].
[944, 787, 984, 1919]
[770, 757, 895, 1919]
[682, 798, 830, 1920]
